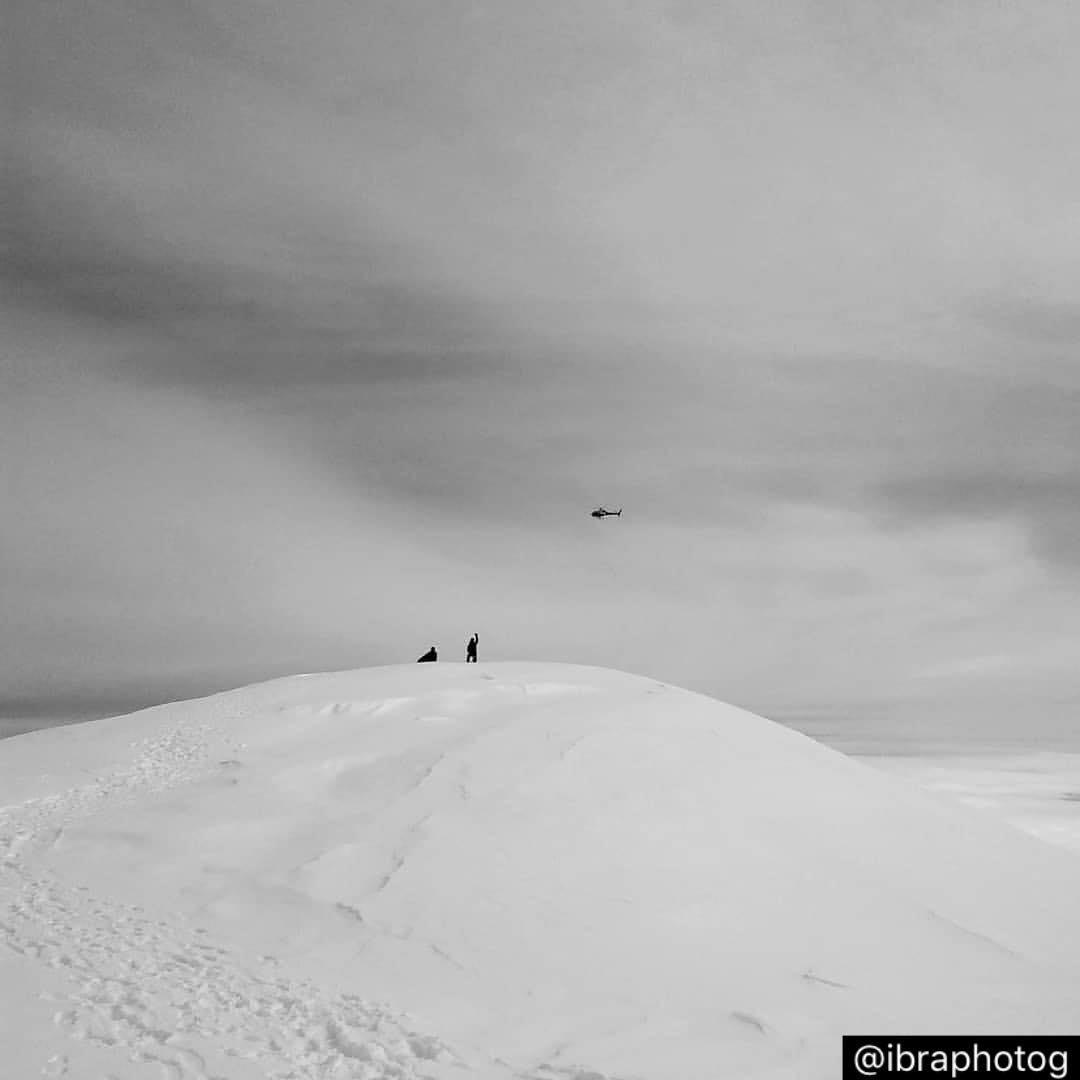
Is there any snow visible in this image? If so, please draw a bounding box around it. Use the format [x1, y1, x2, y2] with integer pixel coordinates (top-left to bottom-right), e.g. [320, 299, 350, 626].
[865, 752, 1080, 855]
[3, 662, 1079, 1079]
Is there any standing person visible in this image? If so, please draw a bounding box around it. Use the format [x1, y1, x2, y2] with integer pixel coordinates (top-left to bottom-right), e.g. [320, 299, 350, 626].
[466, 633, 478, 663]
[417, 645, 437, 663]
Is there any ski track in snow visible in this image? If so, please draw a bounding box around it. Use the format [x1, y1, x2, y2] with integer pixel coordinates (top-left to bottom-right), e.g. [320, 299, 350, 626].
[0, 696, 463, 1079]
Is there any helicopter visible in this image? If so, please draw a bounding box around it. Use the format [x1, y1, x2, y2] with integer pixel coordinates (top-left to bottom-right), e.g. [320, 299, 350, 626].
[590, 506, 622, 519]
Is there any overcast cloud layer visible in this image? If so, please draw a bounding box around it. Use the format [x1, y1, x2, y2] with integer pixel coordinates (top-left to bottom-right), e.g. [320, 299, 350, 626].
[4, 1, 1079, 732]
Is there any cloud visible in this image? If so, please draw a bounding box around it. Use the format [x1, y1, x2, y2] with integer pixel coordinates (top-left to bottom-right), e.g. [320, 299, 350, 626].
[972, 295, 1080, 346]
[13, 0, 1080, 380]
[878, 469, 1080, 569]
[7, 0, 1080, 718]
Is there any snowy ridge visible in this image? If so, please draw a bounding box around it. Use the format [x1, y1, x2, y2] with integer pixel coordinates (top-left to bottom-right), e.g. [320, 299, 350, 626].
[1, 683, 460, 1079]
[4, 873, 453, 1080]
[3, 663, 1080, 1079]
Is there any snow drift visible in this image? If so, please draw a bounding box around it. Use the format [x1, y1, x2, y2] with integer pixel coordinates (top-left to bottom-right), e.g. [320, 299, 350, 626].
[3, 663, 1079, 1079]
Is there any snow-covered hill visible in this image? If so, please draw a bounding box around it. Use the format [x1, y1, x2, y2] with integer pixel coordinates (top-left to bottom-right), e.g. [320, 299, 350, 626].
[3, 663, 1079, 1079]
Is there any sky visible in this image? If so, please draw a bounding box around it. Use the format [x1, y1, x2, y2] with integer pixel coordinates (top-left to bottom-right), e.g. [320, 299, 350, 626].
[4, 0, 1080, 736]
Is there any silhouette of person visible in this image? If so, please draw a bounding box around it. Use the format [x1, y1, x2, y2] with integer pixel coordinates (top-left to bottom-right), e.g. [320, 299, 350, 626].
[417, 645, 437, 663]
[466, 633, 478, 663]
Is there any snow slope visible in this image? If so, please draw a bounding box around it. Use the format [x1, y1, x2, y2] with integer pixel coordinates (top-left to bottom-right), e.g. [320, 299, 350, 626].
[2, 663, 1079, 1079]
